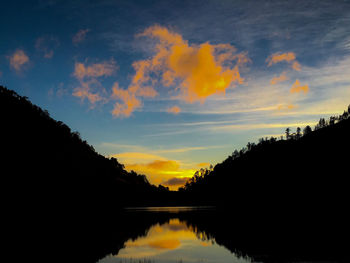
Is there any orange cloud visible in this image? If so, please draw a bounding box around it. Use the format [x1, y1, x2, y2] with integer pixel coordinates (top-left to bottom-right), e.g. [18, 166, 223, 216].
[72, 60, 117, 106]
[111, 81, 157, 117]
[167, 106, 181, 114]
[111, 58, 158, 117]
[290, 79, 309, 94]
[111, 83, 142, 117]
[142, 25, 248, 102]
[72, 29, 90, 44]
[8, 50, 29, 72]
[267, 52, 296, 66]
[72, 82, 103, 105]
[267, 52, 301, 71]
[73, 61, 117, 80]
[291, 61, 301, 71]
[270, 71, 289, 85]
[112, 25, 249, 117]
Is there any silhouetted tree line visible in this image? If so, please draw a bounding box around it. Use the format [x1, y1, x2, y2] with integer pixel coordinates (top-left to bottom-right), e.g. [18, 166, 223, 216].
[0, 86, 172, 205]
[180, 104, 350, 214]
[182, 105, 350, 191]
[5, 86, 177, 197]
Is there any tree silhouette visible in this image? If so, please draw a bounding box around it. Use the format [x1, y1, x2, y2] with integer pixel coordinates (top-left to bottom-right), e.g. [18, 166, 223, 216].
[303, 125, 312, 136]
[182, 103, 350, 215]
[285, 127, 290, 140]
[0, 85, 172, 210]
[315, 118, 326, 130]
[296, 127, 301, 139]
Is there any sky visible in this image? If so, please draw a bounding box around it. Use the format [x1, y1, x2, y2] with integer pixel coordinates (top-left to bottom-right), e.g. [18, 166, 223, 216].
[1, 0, 350, 189]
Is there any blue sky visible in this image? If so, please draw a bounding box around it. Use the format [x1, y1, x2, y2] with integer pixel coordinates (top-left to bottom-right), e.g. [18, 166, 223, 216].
[1, 0, 350, 188]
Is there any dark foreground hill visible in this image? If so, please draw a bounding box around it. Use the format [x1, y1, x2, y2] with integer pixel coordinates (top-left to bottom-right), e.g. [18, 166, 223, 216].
[0, 86, 173, 209]
[182, 105, 350, 213]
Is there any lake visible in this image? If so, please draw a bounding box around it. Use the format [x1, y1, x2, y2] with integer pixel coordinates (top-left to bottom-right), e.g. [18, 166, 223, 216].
[98, 207, 252, 263]
[92, 206, 345, 263]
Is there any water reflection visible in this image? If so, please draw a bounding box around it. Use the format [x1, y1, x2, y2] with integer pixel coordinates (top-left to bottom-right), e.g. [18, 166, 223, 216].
[98, 218, 252, 263]
[92, 207, 345, 263]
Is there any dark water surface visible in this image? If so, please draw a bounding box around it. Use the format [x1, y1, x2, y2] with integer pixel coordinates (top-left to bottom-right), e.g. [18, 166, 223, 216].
[93, 207, 346, 263]
[99, 207, 251, 263]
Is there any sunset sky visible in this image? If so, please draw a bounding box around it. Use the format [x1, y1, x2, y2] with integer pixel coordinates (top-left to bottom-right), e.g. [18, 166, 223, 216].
[1, 0, 349, 189]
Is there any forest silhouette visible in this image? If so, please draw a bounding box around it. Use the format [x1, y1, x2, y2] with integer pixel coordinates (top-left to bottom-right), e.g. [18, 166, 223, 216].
[0, 85, 175, 206]
[1, 85, 349, 263]
[181, 105, 350, 209]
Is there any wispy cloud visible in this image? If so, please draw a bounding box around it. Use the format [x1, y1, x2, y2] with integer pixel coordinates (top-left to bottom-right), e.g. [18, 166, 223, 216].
[267, 52, 296, 66]
[73, 60, 117, 79]
[103, 143, 220, 155]
[210, 121, 317, 132]
[72, 60, 117, 106]
[266, 51, 301, 72]
[290, 79, 309, 94]
[72, 29, 90, 45]
[153, 146, 218, 154]
[276, 104, 298, 111]
[192, 105, 281, 115]
[270, 71, 289, 85]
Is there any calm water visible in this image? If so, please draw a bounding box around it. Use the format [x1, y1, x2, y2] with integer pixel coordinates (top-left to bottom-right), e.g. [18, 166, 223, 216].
[98, 207, 252, 263]
[94, 206, 344, 263]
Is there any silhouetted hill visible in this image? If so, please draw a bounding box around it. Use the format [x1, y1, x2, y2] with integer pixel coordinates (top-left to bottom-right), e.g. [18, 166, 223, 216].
[0, 86, 172, 208]
[181, 105, 350, 213]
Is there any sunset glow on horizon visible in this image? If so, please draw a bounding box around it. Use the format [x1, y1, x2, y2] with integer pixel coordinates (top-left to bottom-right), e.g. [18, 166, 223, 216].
[1, 0, 349, 189]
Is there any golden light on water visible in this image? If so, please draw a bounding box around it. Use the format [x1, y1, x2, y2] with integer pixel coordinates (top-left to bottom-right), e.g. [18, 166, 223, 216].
[98, 216, 252, 263]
